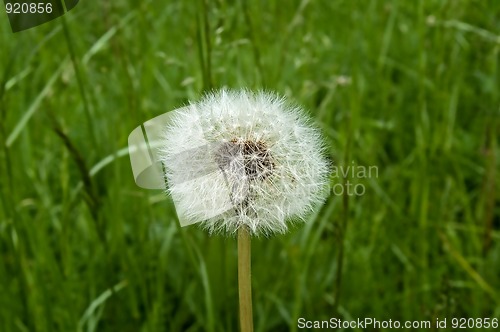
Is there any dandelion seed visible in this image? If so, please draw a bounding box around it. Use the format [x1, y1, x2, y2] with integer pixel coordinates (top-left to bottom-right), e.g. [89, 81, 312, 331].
[335, 75, 352, 86]
[158, 89, 330, 236]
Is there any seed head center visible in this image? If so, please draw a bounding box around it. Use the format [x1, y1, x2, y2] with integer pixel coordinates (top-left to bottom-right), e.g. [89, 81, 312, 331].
[216, 139, 274, 181]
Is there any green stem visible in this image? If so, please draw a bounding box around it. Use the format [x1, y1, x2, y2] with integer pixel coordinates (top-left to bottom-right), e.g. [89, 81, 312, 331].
[238, 226, 254, 332]
[60, 13, 98, 151]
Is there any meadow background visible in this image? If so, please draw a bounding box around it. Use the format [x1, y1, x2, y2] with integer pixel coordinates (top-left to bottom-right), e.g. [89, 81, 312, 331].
[1, 0, 499, 331]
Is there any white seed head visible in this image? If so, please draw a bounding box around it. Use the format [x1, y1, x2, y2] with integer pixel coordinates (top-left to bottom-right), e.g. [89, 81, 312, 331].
[158, 89, 330, 236]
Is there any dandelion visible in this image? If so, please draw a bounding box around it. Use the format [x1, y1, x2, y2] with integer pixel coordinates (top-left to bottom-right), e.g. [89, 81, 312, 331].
[155, 89, 330, 332]
[158, 89, 330, 236]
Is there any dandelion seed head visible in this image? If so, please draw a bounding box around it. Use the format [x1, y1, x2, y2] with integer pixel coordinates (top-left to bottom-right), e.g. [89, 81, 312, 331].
[158, 89, 330, 236]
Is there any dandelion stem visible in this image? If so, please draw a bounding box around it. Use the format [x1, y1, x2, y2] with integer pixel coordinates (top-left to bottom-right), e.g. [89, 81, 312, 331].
[238, 226, 254, 332]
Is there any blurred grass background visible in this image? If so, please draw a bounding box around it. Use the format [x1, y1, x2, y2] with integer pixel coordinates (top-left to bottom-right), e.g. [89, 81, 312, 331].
[1, 0, 500, 331]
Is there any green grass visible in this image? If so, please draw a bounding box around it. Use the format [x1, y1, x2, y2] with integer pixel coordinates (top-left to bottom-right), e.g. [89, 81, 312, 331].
[1, 0, 499, 331]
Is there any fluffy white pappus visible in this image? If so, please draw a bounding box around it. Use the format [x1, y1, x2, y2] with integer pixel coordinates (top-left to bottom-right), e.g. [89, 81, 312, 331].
[158, 89, 330, 236]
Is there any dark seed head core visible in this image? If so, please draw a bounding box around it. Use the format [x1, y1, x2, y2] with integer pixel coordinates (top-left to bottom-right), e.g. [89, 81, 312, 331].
[216, 139, 274, 181]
